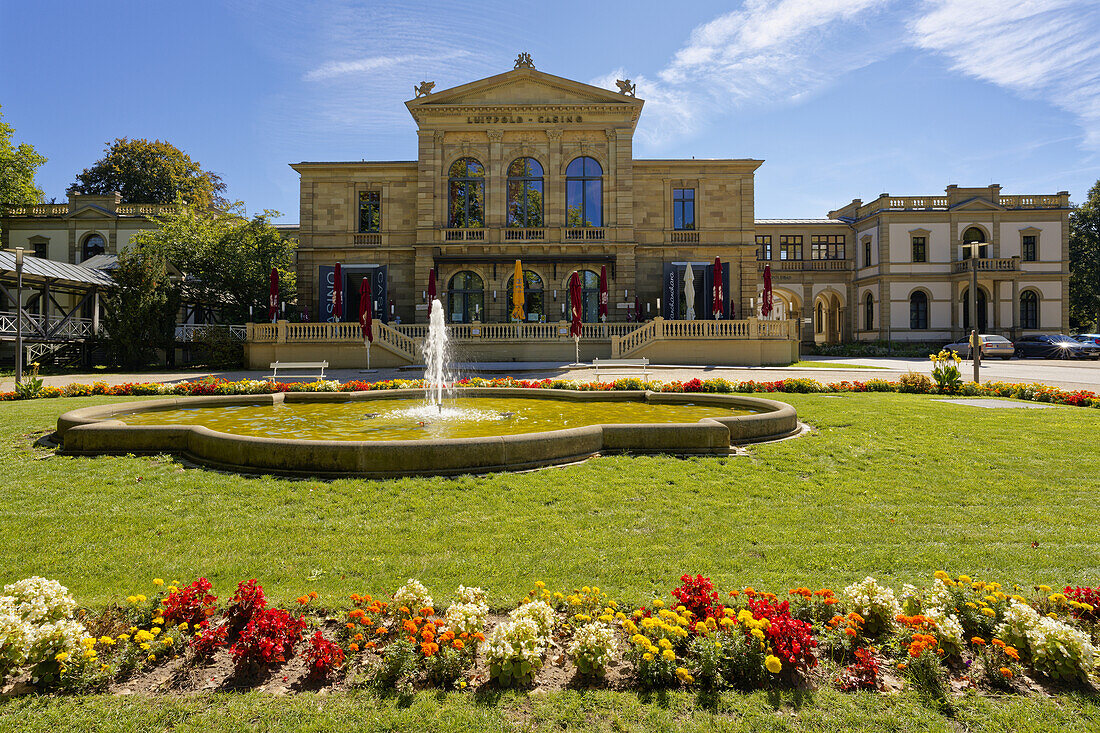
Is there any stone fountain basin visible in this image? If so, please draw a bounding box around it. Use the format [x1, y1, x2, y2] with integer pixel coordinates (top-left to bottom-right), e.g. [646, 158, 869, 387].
[54, 388, 799, 478]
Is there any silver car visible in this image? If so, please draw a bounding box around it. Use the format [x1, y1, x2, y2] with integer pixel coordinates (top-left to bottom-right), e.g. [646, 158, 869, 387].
[942, 334, 1015, 360]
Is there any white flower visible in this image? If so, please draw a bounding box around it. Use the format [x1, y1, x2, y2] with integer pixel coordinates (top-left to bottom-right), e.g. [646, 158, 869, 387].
[509, 600, 555, 641]
[485, 618, 543, 670]
[567, 622, 617, 675]
[454, 586, 486, 605]
[445, 602, 487, 638]
[4, 577, 77, 624]
[393, 579, 433, 612]
[841, 577, 900, 632]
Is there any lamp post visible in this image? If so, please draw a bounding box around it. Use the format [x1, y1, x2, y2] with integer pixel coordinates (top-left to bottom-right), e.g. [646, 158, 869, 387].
[11, 247, 24, 385]
[965, 241, 981, 383]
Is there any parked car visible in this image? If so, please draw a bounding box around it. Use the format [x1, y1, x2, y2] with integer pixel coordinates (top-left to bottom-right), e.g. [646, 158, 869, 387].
[941, 334, 1015, 359]
[1014, 334, 1100, 360]
[1072, 333, 1100, 347]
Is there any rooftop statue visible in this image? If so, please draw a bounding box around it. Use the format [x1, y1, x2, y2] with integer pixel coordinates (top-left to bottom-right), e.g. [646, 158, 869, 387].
[616, 79, 636, 96]
[513, 52, 535, 69]
[413, 81, 435, 98]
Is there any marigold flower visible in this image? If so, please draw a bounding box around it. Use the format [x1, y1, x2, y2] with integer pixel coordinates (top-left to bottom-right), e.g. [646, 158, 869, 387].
[346, 623, 355, 630]
[642, 652, 654, 661]
[354, 633, 364, 641]
[675, 667, 694, 683]
[452, 639, 464, 650]
[349, 643, 359, 652]
[971, 637, 986, 646]
[999, 667, 1013, 678]
[297, 596, 309, 605]
[308, 591, 318, 600]
[1004, 647, 1020, 661]
[765, 655, 782, 674]
[153, 578, 164, 586]
[661, 649, 676, 662]
[844, 628, 857, 638]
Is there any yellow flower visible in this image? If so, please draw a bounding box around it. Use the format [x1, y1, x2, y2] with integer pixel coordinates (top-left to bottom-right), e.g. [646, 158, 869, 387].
[163, 636, 174, 646]
[981, 608, 995, 617]
[55, 652, 69, 662]
[652, 599, 665, 609]
[676, 667, 694, 684]
[765, 655, 783, 674]
[658, 638, 672, 650]
[178, 623, 189, 631]
[140, 643, 151, 651]
[126, 596, 138, 604]
[609, 601, 618, 609]
[751, 628, 765, 641]
[82, 648, 96, 659]
[535, 581, 545, 589]
[82, 637, 96, 648]
[147, 654, 156, 662]
[116, 634, 130, 642]
[153, 578, 164, 586]
[642, 652, 654, 662]
[632, 634, 648, 646]
[98, 636, 115, 646]
[1037, 585, 1052, 593]
[958, 575, 972, 584]
[662, 649, 676, 662]
[136, 595, 147, 603]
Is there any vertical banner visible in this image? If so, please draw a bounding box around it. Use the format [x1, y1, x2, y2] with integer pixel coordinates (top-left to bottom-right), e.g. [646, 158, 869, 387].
[318, 265, 335, 322]
[372, 266, 388, 324]
[663, 263, 678, 320]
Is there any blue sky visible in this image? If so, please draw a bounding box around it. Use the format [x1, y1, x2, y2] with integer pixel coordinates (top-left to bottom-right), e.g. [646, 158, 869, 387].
[2, 0, 1099, 223]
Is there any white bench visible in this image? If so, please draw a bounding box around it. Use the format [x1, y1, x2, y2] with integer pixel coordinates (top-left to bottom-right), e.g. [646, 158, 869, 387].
[266, 361, 329, 382]
[592, 358, 649, 382]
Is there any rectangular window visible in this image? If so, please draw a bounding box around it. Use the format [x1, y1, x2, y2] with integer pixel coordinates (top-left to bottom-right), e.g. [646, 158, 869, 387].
[358, 191, 381, 233]
[755, 235, 772, 261]
[33, 241, 48, 259]
[863, 239, 872, 268]
[911, 236, 927, 262]
[672, 188, 695, 230]
[779, 235, 803, 261]
[810, 234, 845, 260]
[1022, 234, 1037, 261]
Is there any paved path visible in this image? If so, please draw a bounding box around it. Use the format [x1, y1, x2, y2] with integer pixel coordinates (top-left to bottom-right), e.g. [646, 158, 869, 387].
[4, 357, 1100, 393]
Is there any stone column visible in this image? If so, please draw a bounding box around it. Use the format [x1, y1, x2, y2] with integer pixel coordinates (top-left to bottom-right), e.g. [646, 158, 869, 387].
[487, 129, 504, 230]
[546, 130, 562, 229]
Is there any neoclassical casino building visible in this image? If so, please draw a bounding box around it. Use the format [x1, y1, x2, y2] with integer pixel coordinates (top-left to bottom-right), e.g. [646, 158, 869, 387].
[290, 56, 1070, 350]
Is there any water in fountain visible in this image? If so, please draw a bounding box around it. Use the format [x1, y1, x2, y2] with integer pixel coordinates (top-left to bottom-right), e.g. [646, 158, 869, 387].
[422, 298, 449, 412]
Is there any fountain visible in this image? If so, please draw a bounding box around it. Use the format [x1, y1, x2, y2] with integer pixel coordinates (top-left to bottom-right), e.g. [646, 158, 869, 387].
[53, 300, 802, 476]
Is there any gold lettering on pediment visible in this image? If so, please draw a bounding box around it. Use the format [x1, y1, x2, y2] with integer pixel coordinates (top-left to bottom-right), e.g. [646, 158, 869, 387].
[463, 114, 584, 125]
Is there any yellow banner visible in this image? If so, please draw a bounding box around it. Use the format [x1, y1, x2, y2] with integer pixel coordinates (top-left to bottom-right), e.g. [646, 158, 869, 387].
[510, 259, 525, 321]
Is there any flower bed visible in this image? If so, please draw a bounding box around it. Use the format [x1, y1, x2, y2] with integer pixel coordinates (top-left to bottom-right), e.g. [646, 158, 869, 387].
[3, 374, 1099, 409]
[1, 573, 1095, 697]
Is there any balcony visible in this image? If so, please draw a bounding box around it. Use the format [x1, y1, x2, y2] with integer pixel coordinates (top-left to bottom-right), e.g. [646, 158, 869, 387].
[353, 233, 382, 246]
[670, 230, 699, 243]
[503, 228, 546, 241]
[952, 257, 1019, 274]
[564, 227, 606, 241]
[444, 228, 486, 242]
[756, 259, 852, 272]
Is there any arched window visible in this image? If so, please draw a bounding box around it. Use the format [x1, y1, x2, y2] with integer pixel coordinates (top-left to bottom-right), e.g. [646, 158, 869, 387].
[815, 302, 824, 334]
[864, 293, 874, 331]
[910, 291, 928, 330]
[506, 158, 543, 228]
[81, 233, 105, 262]
[567, 270, 601, 323]
[506, 270, 544, 322]
[962, 226, 989, 259]
[962, 226, 987, 243]
[1020, 290, 1039, 330]
[447, 271, 484, 324]
[448, 158, 485, 228]
[961, 288, 988, 331]
[566, 156, 602, 227]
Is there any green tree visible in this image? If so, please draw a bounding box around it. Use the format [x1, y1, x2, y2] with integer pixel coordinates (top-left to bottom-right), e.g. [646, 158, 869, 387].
[132, 204, 296, 324]
[101, 246, 179, 369]
[0, 105, 47, 244]
[71, 138, 226, 208]
[1069, 180, 1100, 331]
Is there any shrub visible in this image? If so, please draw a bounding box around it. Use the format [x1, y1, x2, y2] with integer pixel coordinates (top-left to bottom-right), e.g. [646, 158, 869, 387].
[672, 574, 723, 620]
[444, 601, 487, 639]
[191, 621, 229, 659]
[0, 577, 85, 685]
[303, 630, 345, 679]
[372, 636, 418, 690]
[898, 371, 933, 393]
[485, 618, 543, 687]
[223, 579, 267, 635]
[229, 608, 306, 669]
[842, 577, 901, 637]
[567, 622, 617, 678]
[509, 600, 555, 640]
[900, 633, 948, 705]
[837, 647, 879, 691]
[393, 579, 433, 616]
[160, 578, 217, 628]
[192, 326, 244, 368]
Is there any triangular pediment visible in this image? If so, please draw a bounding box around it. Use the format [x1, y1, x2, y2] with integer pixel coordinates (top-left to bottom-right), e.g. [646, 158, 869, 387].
[65, 204, 117, 220]
[951, 197, 1004, 212]
[407, 67, 643, 111]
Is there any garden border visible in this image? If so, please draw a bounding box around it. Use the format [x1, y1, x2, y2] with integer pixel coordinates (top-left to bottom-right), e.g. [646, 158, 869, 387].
[53, 389, 800, 478]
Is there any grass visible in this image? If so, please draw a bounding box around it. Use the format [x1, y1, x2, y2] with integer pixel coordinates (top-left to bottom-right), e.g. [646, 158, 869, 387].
[788, 361, 887, 369]
[2, 689, 1099, 732]
[1, 392, 1098, 730]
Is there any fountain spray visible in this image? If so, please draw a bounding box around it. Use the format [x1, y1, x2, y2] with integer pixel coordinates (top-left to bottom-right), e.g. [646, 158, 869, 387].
[422, 299, 449, 412]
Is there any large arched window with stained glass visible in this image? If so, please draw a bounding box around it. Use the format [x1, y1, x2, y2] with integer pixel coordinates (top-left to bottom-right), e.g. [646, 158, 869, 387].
[447, 271, 484, 324]
[506, 270, 544, 322]
[506, 158, 544, 228]
[566, 270, 601, 323]
[448, 158, 485, 228]
[565, 156, 602, 227]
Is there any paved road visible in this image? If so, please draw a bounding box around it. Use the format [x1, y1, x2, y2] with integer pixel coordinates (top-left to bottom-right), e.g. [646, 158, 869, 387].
[4, 356, 1100, 393]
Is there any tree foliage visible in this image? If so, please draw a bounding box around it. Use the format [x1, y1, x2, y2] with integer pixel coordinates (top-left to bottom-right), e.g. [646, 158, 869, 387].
[132, 205, 296, 324]
[1069, 179, 1100, 331]
[101, 246, 179, 369]
[71, 138, 226, 208]
[0, 104, 47, 245]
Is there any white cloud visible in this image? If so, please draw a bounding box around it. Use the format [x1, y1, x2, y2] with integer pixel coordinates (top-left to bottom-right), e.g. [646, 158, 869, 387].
[910, 0, 1100, 147]
[604, 0, 897, 147]
[304, 54, 423, 82]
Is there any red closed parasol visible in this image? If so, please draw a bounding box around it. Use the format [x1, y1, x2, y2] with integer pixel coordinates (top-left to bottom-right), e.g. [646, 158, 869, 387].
[333, 262, 343, 321]
[359, 276, 373, 344]
[598, 265, 608, 322]
[712, 257, 723, 320]
[569, 271, 583, 338]
[634, 295, 641, 322]
[268, 268, 279, 322]
[427, 268, 436, 303]
[761, 264, 773, 318]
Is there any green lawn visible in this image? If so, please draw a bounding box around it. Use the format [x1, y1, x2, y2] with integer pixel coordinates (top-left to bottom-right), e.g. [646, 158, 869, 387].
[789, 361, 887, 369]
[1, 393, 1098, 731]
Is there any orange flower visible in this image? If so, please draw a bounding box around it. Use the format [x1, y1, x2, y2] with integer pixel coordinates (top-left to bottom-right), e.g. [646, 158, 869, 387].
[474, 632, 485, 642]
[844, 628, 857, 638]
[354, 633, 364, 641]
[421, 628, 435, 643]
[971, 637, 986, 646]
[365, 641, 376, 649]
[1004, 647, 1020, 661]
[999, 667, 1013, 678]
[376, 627, 387, 635]
[420, 642, 439, 657]
[399, 606, 410, 615]
[452, 639, 464, 650]
[824, 598, 838, 605]
[296, 596, 309, 605]
[419, 607, 435, 617]
[728, 590, 740, 597]
[991, 639, 1006, 648]
[402, 620, 417, 635]
[897, 663, 908, 670]
[308, 591, 318, 600]
[349, 643, 359, 652]
[346, 623, 356, 630]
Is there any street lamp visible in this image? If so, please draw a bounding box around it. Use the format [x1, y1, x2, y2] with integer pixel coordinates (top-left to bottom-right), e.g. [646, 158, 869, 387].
[8, 247, 24, 384]
[964, 241, 981, 383]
